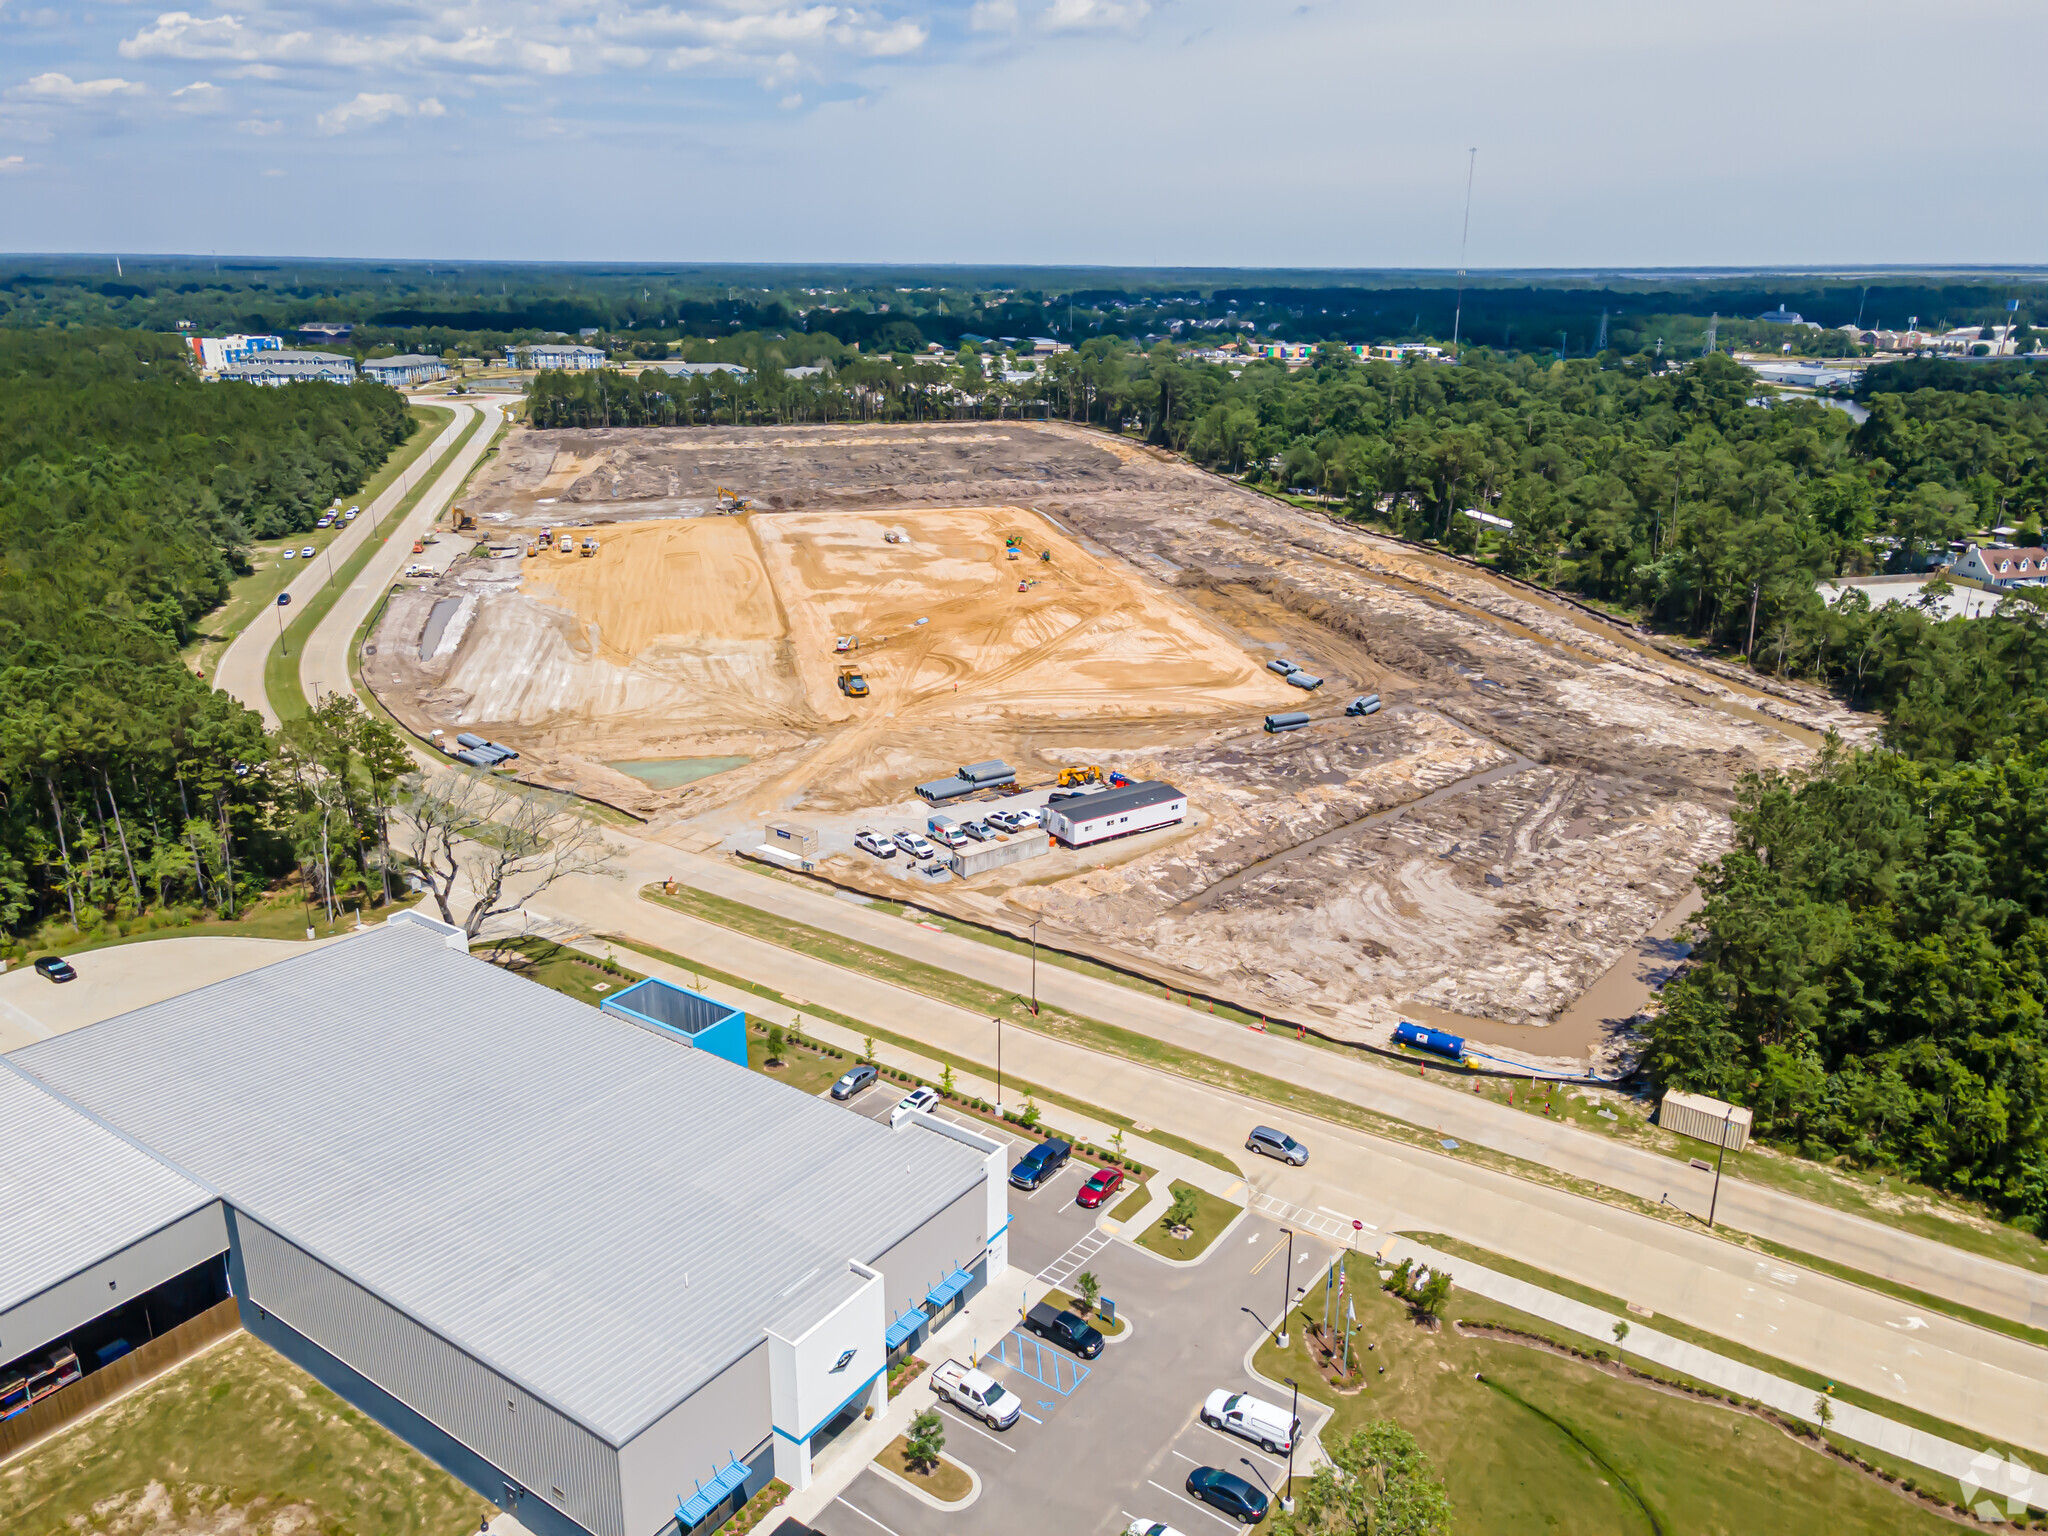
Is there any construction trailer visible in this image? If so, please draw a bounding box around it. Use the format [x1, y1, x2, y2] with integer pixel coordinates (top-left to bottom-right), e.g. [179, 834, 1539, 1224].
[1658, 1090, 1754, 1152]
[1041, 780, 1186, 848]
[945, 838, 1048, 880]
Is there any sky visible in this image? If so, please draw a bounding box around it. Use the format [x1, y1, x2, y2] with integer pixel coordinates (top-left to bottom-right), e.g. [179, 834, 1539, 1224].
[3, 0, 2045, 267]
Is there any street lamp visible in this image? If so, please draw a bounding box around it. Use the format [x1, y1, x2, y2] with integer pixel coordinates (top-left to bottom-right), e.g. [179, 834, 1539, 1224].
[1276, 1228, 1295, 1347]
[992, 1015, 1002, 1115]
[1281, 1376, 1300, 1513]
[1707, 1106, 1735, 1230]
[1029, 919, 1041, 1017]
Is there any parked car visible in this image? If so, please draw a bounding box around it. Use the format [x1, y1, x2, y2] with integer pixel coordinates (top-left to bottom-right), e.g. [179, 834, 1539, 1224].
[831, 1062, 878, 1100]
[889, 1086, 941, 1127]
[1245, 1124, 1308, 1165]
[1076, 1166, 1125, 1208]
[299, 545, 316, 558]
[315, 515, 334, 529]
[1126, 1523, 1188, 1536]
[854, 829, 897, 859]
[892, 830, 938, 859]
[1011, 806, 1044, 828]
[985, 809, 1020, 831]
[280, 547, 296, 559]
[344, 507, 360, 520]
[961, 819, 995, 842]
[1202, 1389, 1300, 1454]
[1186, 1467, 1268, 1524]
[931, 1359, 1021, 1428]
[1010, 1136, 1072, 1189]
[33, 955, 77, 983]
[926, 819, 969, 849]
[1025, 1302, 1103, 1358]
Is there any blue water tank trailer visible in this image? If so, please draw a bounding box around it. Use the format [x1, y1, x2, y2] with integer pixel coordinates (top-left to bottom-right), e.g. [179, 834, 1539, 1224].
[1392, 1021, 1466, 1060]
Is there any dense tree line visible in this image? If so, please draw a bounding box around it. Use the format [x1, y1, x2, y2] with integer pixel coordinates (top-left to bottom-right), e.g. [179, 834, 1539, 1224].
[0, 331, 413, 941]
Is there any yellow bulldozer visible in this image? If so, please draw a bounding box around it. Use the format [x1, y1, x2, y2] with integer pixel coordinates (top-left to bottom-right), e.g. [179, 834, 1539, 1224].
[1056, 765, 1104, 789]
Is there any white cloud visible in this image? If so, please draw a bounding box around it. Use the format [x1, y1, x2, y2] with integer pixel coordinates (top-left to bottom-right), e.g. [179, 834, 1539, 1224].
[1041, 0, 1150, 30]
[857, 19, 926, 54]
[317, 91, 431, 134]
[0, 154, 25, 171]
[780, 91, 803, 108]
[260, 166, 284, 177]
[13, 71, 145, 101]
[172, 80, 221, 97]
[234, 116, 282, 135]
[970, 0, 1018, 31]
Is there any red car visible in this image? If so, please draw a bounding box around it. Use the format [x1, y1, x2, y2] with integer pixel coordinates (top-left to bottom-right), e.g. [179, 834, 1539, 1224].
[1076, 1166, 1125, 1208]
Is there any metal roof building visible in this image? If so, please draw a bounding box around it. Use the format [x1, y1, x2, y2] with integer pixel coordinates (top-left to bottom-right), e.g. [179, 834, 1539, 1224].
[0, 1061, 228, 1371]
[10, 922, 1011, 1536]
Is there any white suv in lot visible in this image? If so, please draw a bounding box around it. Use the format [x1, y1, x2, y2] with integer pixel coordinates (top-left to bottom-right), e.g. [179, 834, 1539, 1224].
[1202, 1389, 1300, 1454]
[892, 829, 937, 860]
[889, 1086, 941, 1126]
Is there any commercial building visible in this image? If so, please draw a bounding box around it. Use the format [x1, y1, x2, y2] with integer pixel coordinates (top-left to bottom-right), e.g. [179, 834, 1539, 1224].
[7, 917, 1011, 1536]
[216, 350, 359, 386]
[1952, 543, 2048, 588]
[1042, 780, 1186, 847]
[0, 1062, 232, 1420]
[508, 343, 608, 371]
[363, 353, 452, 387]
[188, 333, 283, 370]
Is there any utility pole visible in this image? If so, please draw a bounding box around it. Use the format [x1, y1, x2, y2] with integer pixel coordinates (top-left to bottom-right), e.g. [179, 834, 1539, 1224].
[1276, 1229, 1295, 1346]
[1281, 1377, 1300, 1512]
[1450, 148, 1478, 353]
[1029, 919, 1041, 1016]
[1707, 1107, 1735, 1229]
[992, 1015, 1003, 1114]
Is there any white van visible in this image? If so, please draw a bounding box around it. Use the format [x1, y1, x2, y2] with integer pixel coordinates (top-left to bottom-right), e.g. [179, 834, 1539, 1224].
[1201, 1389, 1299, 1454]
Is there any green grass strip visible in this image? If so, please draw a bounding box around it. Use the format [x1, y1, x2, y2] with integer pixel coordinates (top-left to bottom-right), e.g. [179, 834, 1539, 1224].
[598, 930, 1239, 1177]
[264, 408, 485, 720]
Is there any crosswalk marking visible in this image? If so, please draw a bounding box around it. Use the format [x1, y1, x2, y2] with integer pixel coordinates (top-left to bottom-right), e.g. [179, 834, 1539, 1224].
[1037, 1230, 1109, 1286]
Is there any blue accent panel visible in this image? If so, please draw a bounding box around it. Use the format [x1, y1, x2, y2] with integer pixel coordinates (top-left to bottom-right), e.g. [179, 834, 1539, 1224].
[602, 979, 747, 1068]
[987, 1216, 1012, 1244]
[226, 1208, 596, 1536]
[924, 1267, 973, 1310]
[885, 1308, 929, 1350]
[771, 1365, 883, 1445]
[676, 1457, 750, 1527]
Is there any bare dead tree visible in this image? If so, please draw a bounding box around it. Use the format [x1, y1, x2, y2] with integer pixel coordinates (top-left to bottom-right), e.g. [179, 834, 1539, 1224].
[392, 770, 621, 938]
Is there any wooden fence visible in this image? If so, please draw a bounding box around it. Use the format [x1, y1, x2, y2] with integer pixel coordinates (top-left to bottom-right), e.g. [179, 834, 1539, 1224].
[0, 1297, 242, 1461]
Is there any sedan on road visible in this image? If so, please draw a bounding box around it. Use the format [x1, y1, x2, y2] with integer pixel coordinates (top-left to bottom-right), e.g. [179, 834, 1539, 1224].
[831, 1062, 878, 1100]
[1186, 1467, 1268, 1524]
[1246, 1125, 1309, 1165]
[1076, 1166, 1125, 1208]
[33, 955, 77, 983]
[889, 1086, 941, 1127]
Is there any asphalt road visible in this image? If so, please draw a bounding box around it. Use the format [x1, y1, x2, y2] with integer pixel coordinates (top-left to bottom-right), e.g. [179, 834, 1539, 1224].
[298, 395, 511, 715]
[214, 399, 478, 730]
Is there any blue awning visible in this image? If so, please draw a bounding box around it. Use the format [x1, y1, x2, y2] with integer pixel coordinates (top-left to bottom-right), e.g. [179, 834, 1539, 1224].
[676, 1457, 749, 1528]
[924, 1267, 973, 1311]
[886, 1307, 930, 1350]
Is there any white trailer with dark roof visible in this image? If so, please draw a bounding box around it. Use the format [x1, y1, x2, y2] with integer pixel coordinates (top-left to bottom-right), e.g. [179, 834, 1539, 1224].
[1041, 780, 1187, 848]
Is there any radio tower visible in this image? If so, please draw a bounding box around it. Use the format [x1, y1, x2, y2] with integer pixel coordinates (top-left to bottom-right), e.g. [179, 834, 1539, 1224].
[1450, 148, 1478, 352]
[1594, 308, 1609, 353]
[1700, 313, 1719, 357]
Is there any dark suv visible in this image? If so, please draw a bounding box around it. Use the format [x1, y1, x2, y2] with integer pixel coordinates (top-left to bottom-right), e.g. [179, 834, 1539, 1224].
[1009, 1136, 1072, 1190]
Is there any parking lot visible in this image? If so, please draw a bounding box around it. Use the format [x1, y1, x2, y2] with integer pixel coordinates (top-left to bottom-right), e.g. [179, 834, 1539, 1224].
[821, 1078, 1336, 1536]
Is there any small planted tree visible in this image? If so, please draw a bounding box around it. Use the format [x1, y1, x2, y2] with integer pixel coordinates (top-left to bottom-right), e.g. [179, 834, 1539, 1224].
[940, 1062, 956, 1097]
[1814, 1394, 1835, 1440]
[1075, 1270, 1101, 1315]
[1165, 1184, 1199, 1235]
[863, 1034, 876, 1062]
[765, 1023, 787, 1065]
[1612, 1320, 1630, 1361]
[1019, 1094, 1041, 1130]
[905, 1409, 945, 1473]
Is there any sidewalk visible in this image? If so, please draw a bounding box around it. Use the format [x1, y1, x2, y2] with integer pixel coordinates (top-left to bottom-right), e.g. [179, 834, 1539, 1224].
[1387, 1234, 2043, 1515]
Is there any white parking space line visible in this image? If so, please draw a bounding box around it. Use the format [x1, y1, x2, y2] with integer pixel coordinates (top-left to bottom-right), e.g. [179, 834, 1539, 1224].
[1193, 1424, 1285, 1473]
[1146, 1480, 1236, 1530]
[836, 1499, 902, 1536]
[935, 1405, 1020, 1451]
[1037, 1230, 1111, 1286]
[1171, 1450, 1202, 1465]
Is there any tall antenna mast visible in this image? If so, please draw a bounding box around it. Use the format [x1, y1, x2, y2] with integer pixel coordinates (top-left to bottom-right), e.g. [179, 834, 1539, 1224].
[1700, 313, 1718, 357]
[1450, 147, 1478, 352]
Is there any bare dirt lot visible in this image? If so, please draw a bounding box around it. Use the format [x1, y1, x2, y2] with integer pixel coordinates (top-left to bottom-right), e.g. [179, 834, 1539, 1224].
[367, 421, 1859, 1068]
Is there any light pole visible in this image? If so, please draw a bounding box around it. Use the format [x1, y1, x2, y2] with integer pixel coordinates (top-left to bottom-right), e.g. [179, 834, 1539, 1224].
[1281, 1376, 1300, 1513]
[992, 1015, 1002, 1115]
[1029, 919, 1041, 1017]
[1276, 1228, 1295, 1347]
[1707, 1106, 1735, 1229]
[276, 591, 292, 656]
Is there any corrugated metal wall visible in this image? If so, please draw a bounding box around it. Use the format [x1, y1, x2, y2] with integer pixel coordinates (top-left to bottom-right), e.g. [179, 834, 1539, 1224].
[237, 1216, 626, 1536]
[869, 1182, 987, 1322]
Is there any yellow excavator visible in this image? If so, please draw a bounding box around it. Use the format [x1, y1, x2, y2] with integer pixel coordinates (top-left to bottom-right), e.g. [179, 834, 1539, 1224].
[1056, 765, 1104, 789]
[716, 486, 752, 513]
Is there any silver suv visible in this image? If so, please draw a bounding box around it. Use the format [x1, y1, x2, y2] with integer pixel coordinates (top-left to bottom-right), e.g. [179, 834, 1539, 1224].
[1246, 1125, 1308, 1165]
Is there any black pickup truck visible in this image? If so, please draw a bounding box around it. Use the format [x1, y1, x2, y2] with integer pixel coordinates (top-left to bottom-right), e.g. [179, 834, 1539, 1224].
[1025, 1302, 1104, 1359]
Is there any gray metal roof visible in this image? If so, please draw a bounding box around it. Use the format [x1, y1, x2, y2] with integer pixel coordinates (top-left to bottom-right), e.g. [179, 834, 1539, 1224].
[1058, 779, 1184, 823]
[0, 1059, 214, 1316]
[11, 925, 985, 1445]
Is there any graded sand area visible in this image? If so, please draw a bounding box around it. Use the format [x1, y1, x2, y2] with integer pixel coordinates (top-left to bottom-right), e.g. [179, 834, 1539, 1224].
[367, 420, 1867, 1068]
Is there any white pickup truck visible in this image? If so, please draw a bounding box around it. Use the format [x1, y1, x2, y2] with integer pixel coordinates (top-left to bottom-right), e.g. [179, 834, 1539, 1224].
[930, 1360, 1021, 1429]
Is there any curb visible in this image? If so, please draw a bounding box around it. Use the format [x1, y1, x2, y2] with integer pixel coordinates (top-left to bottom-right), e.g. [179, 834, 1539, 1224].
[867, 1449, 982, 1511]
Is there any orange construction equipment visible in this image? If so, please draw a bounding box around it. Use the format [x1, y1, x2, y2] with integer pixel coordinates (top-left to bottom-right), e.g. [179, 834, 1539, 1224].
[1056, 766, 1103, 789]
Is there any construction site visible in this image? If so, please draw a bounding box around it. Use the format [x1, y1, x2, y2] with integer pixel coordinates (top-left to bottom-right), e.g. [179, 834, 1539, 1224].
[363, 421, 1867, 1072]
